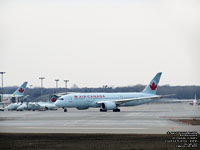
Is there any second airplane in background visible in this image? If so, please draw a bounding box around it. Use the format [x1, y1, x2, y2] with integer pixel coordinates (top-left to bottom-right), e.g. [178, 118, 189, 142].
[55, 72, 172, 112]
[16, 95, 59, 111]
[1, 82, 28, 108]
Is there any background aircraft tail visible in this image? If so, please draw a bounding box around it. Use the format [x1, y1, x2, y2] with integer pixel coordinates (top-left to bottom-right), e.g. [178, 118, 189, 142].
[13, 82, 28, 97]
[193, 94, 198, 106]
[49, 95, 60, 103]
[142, 72, 162, 95]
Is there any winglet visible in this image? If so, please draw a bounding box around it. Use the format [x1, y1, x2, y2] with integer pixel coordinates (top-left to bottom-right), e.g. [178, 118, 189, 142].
[142, 72, 162, 95]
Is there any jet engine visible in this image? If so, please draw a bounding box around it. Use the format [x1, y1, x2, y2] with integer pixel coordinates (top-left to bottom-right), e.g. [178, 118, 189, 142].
[101, 101, 116, 110]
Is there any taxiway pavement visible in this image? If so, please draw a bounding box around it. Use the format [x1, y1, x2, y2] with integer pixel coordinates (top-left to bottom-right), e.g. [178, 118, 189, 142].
[0, 103, 200, 134]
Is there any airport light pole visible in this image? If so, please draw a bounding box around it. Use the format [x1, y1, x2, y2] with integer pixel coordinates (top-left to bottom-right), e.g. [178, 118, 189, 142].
[39, 77, 45, 96]
[64, 80, 69, 94]
[55, 79, 59, 93]
[29, 84, 32, 96]
[0, 72, 5, 103]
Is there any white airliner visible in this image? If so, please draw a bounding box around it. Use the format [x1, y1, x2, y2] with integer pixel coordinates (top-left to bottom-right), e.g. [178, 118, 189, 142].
[17, 95, 59, 111]
[55, 72, 170, 112]
[0, 82, 28, 104]
[166, 94, 199, 106]
[28, 95, 58, 111]
[5, 103, 22, 111]
[179, 94, 199, 106]
[189, 94, 199, 106]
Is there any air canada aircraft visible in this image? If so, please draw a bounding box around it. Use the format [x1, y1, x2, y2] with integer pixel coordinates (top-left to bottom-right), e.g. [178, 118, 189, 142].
[4, 103, 22, 111]
[28, 95, 59, 111]
[55, 72, 171, 112]
[169, 94, 199, 106]
[16, 95, 59, 111]
[189, 94, 200, 106]
[0, 82, 28, 104]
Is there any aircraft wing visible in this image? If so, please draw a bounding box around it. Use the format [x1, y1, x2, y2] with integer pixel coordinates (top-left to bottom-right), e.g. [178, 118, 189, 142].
[167, 99, 198, 102]
[97, 94, 174, 105]
[13, 95, 24, 98]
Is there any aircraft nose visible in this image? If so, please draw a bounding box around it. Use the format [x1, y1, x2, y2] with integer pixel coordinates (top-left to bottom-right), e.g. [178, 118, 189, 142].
[55, 100, 63, 107]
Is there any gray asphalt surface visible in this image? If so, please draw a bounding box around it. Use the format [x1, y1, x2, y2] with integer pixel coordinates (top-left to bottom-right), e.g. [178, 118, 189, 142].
[0, 102, 200, 134]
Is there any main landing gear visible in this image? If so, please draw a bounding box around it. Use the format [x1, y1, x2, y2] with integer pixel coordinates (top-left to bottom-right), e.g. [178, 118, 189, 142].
[99, 108, 121, 112]
[113, 108, 120, 112]
[100, 109, 107, 112]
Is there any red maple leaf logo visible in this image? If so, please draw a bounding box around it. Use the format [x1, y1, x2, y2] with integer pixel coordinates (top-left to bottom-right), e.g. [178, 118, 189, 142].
[74, 96, 78, 99]
[51, 97, 56, 102]
[18, 88, 24, 93]
[150, 82, 157, 90]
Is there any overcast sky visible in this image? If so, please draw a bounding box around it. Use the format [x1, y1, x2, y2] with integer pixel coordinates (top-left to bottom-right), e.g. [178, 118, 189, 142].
[0, 0, 200, 88]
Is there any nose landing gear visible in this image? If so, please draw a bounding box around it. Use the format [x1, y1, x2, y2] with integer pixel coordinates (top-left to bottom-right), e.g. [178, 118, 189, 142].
[63, 107, 67, 112]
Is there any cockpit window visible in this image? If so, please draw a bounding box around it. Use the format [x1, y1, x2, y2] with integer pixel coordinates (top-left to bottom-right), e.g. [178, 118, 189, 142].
[58, 98, 64, 100]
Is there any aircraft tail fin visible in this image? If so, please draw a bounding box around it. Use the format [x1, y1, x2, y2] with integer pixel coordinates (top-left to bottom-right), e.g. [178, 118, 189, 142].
[142, 72, 162, 95]
[49, 95, 59, 103]
[13, 82, 28, 97]
[194, 94, 197, 105]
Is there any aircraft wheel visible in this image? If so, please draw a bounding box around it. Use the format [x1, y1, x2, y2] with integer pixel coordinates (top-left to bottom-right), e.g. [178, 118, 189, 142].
[113, 109, 120, 112]
[100, 109, 107, 112]
[64, 109, 67, 112]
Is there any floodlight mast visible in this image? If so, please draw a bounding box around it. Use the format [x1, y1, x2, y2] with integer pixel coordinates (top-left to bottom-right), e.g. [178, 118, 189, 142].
[55, 79, 59, 93]
[0, 72, 5, 104]
[64, 80, 69, 94]
[39, 77, 45, 96]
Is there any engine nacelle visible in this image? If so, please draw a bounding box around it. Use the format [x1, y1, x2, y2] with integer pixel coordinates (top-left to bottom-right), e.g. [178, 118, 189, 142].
[101, 101, 116, 110]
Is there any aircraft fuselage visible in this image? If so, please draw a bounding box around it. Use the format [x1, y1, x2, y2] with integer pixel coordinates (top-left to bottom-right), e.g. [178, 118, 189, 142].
[55, 92, 156, 110]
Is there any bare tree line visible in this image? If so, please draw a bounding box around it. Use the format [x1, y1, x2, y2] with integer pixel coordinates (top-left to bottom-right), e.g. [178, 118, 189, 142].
[2, 85, 200, 100]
